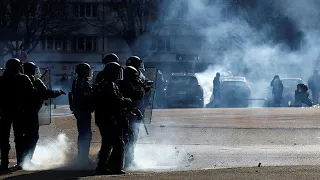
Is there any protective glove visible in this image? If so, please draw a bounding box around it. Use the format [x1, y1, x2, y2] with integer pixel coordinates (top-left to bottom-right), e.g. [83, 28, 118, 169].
[59, 90, 66, 95]
[135, 109, 143, 120]
[123, 98, 132, 106]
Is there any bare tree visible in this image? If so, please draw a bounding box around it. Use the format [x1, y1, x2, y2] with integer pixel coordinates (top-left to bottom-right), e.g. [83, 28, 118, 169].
[0, 0, 81, 65]
[86, 0, 175, 58]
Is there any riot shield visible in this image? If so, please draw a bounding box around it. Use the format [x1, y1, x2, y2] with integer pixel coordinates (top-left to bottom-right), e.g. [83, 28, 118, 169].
[0, 68, 51, 125]
[38, 68, 52, 126]
[91, 67, 157, 124]
[142, 67, 158, 124]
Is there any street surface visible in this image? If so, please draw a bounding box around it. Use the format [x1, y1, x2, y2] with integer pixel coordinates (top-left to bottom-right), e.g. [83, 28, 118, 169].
[2, 107, 320, 179]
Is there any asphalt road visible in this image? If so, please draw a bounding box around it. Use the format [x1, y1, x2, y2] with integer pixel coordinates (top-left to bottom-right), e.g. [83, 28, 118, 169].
[2, 107, 320, 179]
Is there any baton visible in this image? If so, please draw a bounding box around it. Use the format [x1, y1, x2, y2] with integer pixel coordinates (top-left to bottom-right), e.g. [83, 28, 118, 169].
[141, 117, 149, 135]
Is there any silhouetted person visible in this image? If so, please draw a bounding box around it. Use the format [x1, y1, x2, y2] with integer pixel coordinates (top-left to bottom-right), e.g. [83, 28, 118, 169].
[93, 62, 133, 175]
[308, 70, 320, 104]
[124, 56, 152, 168]
[294, 84, 312, 107]
[0, 58, 34, 170]
[69, 63, 94, 164]
[22, 62, 65, 166]
[117, 66, 145, 169]
[270, 75, 284, 107]
[213, 72, 221, 102]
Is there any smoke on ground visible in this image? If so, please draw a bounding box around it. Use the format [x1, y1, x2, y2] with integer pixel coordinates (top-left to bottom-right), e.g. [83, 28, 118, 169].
[22, 133, 72, 171]
[132, 144, 192, 171]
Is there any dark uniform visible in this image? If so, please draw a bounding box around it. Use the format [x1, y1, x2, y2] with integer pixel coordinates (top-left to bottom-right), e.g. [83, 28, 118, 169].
[308, 70, 320, 104]
[294, 84, 312, 107]
[117, 66, 145, 169]
[93, 62, 131, 175]
[0, 58, 34, 170]
[69, 63, 93, 163]
[22, 62, 65, 165]
[270, 75, 284, 107]
[124, 56, 152, 168]
[213, 72, 221, 102]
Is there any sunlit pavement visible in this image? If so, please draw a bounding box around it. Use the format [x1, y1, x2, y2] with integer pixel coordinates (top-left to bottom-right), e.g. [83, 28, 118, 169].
[2, 107, 320, 179]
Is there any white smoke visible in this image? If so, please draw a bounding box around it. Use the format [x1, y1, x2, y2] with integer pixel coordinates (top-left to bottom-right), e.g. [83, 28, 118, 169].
[130, 144, 193, 171]
[163, 0, 320, 105]
[22, 133, 72, 171]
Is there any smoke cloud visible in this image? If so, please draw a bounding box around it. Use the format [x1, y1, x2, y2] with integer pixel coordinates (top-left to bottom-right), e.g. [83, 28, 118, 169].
[155, 0, 320, 105]
[22, 133, 72, 171]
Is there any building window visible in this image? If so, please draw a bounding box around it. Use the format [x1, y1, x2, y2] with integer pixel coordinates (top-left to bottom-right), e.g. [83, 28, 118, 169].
[42, 36, 67, 51]
[149, 38, 171, 52]
[75, 3, 98, 17]
[72, 36, 98, 52]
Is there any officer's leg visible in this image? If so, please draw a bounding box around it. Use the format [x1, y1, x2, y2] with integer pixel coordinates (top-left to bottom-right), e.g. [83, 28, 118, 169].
[0, 117, 12, 169]
[124, 120, 140, 168]
[107, 126, 125, 173]
[12, 120, 25, 167]
[23, 113, 39, 164]
[96, 126, 113, 173]
[74, 110, 92, 162]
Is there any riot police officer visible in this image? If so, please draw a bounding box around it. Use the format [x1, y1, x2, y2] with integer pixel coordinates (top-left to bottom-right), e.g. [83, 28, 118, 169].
[22, 62, 65, 165]
[69, 63, 94, 164]
[270, 75, 284, 107]
[93, 62, 133, 175]
[117, 66, 145, 168]
[95, 53, 120, 84]
[124, 56, 152, 168]
[0, 58, 34, 170]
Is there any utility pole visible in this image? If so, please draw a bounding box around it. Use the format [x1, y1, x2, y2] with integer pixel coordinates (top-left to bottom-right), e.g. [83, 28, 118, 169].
[101, 0, 105, 60]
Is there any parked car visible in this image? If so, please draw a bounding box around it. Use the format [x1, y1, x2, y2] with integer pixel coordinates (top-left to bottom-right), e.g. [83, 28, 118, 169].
[166, 73, 204, 108]
[207, 76, 252, 108]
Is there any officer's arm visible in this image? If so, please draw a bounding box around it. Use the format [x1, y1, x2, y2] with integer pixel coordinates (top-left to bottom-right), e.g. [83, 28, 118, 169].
[37, 79, 63, 99]
[130, 82, 145, 100]
[108, 82, 131, 110]
[22, 75, 35, 95]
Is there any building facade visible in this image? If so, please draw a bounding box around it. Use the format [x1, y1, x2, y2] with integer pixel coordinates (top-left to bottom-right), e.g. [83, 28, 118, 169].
[4, 0, 231, 76]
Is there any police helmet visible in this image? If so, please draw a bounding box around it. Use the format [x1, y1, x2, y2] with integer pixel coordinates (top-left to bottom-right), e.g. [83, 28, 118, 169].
[75, 63, 91, 77]
[23, 62, 38, 76]
[102, 53, 119, 64]
[103, 62, 122, 80]
[126, 56, 142, 70]
[123, 66, 139, 80]
[5, 58, 22, 73]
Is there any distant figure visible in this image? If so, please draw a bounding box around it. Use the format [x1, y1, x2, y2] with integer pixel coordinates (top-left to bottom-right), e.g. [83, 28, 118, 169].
[308, 70, 320, 104]
[270, 75, 284, 107]
[213, 72, 221, 102]
[294, 84, 312, 107]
